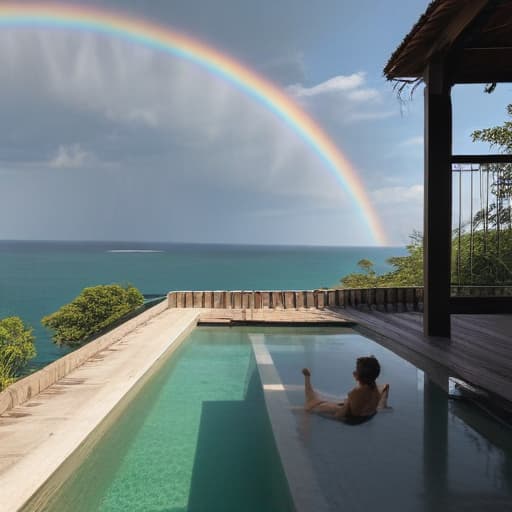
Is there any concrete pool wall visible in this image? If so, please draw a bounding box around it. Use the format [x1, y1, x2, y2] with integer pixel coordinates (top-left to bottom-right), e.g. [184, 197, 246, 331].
[0, 308, 199, 511]
[0, 300, 169, 416]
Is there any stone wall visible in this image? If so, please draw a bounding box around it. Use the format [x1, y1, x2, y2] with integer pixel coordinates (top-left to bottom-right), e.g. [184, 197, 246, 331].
[167, 288, 425, 311]
[0, 300, 169, 416]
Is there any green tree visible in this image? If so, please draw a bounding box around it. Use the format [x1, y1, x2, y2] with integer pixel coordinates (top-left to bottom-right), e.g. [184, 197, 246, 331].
[339, 232, 423, 288]
[42, 284, 144, 346]
[471, 104, 512, 228]
[340, 258, 377, 288]
[379, 231, 423, 286]
[452, 228, 512, 285]
[339, 105, 512, 289]
[472, 104, 512, 152]
[0, 317, 36, 390]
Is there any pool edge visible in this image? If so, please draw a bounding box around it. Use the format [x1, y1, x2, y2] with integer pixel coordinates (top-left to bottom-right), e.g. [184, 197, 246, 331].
[1, 309, 199, 512]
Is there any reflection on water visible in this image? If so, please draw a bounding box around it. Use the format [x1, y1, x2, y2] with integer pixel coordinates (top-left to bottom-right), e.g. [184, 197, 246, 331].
[264, 328, 512, 512]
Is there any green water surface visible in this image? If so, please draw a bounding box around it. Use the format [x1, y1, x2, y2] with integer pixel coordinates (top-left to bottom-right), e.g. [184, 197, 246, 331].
[26, 329, 293, 512]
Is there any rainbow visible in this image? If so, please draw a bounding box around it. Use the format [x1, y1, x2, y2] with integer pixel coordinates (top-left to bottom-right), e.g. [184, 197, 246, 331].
[0, 2, 388, 245]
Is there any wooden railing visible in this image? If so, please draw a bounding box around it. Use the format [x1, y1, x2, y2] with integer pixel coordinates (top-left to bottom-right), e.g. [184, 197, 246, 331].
[167, 288, 425, 311]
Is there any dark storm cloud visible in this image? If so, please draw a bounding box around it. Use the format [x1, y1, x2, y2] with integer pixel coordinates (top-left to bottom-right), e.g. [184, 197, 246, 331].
[64, 0, 319, 84]
[0, 1, 434, 244]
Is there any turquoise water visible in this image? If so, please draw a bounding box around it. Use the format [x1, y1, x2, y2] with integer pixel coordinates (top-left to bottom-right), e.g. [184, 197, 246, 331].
[27, 328, 294, 512]
[0, 240, 405, 368]
[25, 326, 512, 511]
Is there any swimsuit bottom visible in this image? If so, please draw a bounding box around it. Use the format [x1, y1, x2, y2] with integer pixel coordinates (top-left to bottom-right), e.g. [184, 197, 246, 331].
[342, 412, 377, 426]
[317, 410, 377, 425]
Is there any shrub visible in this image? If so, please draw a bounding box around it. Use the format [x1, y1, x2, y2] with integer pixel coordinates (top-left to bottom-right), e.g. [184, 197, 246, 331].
[0, 317, 36, 391]
[42, 284, 144, 346]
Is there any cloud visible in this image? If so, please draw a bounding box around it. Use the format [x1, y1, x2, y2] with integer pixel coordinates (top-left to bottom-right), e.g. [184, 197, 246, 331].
[371, 184, 423, 204]
[0, 27, 414, 245]
[287, 72, 396, 127]
[49, 144, 92, 169]
[0, 30, 354, 201]
[288, 72, 366, 97]
[401, 136, 423, 146]
[348, 110, 396, 122]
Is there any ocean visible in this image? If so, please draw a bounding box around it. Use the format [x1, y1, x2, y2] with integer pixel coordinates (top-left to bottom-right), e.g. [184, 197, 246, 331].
[0, 241, 406, 369]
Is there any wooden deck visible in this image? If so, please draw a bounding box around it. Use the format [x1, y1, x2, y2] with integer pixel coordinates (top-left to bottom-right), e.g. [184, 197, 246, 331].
[197, 307, 354, 325]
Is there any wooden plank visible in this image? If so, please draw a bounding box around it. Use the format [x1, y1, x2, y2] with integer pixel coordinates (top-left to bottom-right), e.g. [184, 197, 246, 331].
[176, 291, 185, 308]
[193, 291, 204, 308]
[453, 48, 512, 84]
[168, 292, 177, 308]
[315, 290, 325, 309]
[450, 296, 512, 314]
[454, 71, 512, 84]
[305, 291, 315, 308]
[452, 154, 512, 164]
[272, 291, 284, 309]
[213, 291, 223, 308]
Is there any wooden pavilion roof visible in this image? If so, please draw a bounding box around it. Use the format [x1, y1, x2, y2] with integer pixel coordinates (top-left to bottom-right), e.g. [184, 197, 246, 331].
[384, 0, 512, 84]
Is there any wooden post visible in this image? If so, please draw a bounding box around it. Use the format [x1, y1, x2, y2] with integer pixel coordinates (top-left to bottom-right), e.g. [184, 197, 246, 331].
[193, 291, 203, 308]
[424, 54, 453, 337]
[168, 292, 177, 308]
[284, 291, 295, 309]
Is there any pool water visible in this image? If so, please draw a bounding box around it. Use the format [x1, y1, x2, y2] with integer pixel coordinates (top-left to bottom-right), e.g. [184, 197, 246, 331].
[25, 329, 294, 512]
[260, 329, 512, 512]
[24, 327, 512, 512]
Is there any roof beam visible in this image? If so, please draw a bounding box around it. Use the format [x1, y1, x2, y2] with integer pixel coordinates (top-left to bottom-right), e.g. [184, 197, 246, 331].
[451, 47, 512, 83]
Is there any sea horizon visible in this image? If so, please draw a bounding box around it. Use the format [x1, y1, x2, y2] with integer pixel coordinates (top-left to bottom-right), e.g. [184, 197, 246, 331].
[1, 240, 407, 368]
[0, 239, 405, 249]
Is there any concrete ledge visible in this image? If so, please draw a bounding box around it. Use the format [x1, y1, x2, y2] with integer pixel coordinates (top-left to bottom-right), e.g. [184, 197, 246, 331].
[0, 309, 199, 512]
[0, 300, 169, 416]
[250, 335, 329, 512]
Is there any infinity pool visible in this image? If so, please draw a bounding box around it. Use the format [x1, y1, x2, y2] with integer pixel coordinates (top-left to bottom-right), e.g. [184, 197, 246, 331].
[23, 327, 512, 511]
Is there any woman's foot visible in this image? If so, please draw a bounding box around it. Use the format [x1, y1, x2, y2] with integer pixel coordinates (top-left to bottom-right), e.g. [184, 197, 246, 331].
[302, 368, 311, 377]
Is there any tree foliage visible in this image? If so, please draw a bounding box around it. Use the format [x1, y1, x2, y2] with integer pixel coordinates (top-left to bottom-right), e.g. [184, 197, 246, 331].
[0, 316, 36, 391]
[470, 104, 512, 228]
[339, 104, 512, 289]
[42, 284, 144, 346]
[339, 232, 423, 288]
[452, 228, 512, 285]
[340, 227, 512, 288]
[471, 104, 512, 153]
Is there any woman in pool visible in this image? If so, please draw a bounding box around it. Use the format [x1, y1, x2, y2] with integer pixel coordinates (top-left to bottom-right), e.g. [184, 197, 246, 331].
[302, 356, 390, 424]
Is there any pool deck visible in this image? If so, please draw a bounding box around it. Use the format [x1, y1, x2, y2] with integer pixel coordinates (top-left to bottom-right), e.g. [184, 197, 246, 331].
[197, 307, 355, 325]
[0, 308, 199, 512]
[1, 305, 510, 511]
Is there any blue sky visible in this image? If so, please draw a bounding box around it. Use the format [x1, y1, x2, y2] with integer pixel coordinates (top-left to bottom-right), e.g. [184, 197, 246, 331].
[1, 0, 511, 246]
